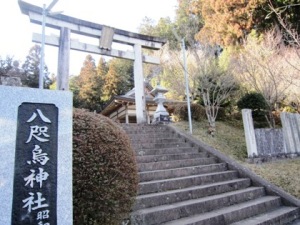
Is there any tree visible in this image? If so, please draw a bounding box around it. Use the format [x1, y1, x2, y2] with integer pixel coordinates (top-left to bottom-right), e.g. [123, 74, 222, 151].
[234, 29, 299, 127]
[0, 55, 14, 77]
[266, 0, 300, 38]
[196, 46, 237, 133]
[189, 0, 300, 47]
[22, 44, 51, 88]
[102, 58, 134, 102]
[72, 55, 106, 112]
[175, 0, 203, 49]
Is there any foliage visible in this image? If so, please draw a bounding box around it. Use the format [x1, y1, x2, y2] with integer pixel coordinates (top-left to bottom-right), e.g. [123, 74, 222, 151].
[71, 56, 107, 112]
[102, 58, 134, 102]
[0, 55, 14, 77]
[70, 56, 134, 112]
[173, 0, 203, 50]
[237, 92, 269, 114]
[234, 29, 299, 127]
[266, 0, 300, 38]
[237, 92, 270, 128]
[196, 46, 237, 130]
[189, 0, 300, 46]
[73, 108, 138, 225]
[157, 47, 200, 101]
[171, 103, 206, 122]
[190, 0, 265, 46]
[22, 44, 52, 88]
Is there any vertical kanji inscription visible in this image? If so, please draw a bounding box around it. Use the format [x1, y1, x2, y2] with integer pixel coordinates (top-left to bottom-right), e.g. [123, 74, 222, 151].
[12, 103, 58, 225]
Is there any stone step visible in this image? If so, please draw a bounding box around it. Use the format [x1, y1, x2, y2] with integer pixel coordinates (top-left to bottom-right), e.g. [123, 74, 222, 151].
[160, 196, 282, 225]
[125, 129, 179, 137]
[138, 157, 218, 172]
[231, 207, 300, 225]
[121, 124, 169, 132]
[139, 163, 227, 182]
[130, 137, 186, 145]
[138, 170, 238, 195]
[123, 128, 171, 135]
[129, 135, 178, 142]
[136, 152, 209, 163]
[132, 142, 192, 150]
[134, 178, 251, 210]
[135, 147, 200, 156]
[131, 187, 269, 225]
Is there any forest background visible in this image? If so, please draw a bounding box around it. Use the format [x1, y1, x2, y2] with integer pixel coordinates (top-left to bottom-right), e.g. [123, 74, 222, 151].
[1, 0, 300, 130]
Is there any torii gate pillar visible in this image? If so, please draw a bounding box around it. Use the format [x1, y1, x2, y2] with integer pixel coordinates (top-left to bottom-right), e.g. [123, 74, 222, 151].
[57, 27, 70, 91]
[134, 44, 147, 124]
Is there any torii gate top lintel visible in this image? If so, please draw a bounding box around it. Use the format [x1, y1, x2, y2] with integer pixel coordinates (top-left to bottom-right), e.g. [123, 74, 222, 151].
[18, 0, 167, 50]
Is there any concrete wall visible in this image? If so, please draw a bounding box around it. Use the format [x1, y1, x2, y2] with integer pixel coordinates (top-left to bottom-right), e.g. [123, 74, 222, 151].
[242, 110, 300, 157]
[254, 128, 286, 156]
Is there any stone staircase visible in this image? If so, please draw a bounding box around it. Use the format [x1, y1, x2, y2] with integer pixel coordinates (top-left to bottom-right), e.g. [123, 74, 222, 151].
[120, 124, 300, 225]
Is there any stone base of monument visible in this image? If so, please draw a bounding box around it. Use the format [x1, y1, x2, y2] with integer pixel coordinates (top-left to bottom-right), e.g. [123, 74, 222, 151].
[152, 114, 171, 124]
[0, 85, 73, 225]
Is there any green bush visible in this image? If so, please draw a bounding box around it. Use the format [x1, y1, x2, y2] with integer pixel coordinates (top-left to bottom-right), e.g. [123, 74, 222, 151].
[237, 92, 268, 116]
[172, 103, 206, 122]
[237, 92, 269, 128]
[73, 108, 138, 225]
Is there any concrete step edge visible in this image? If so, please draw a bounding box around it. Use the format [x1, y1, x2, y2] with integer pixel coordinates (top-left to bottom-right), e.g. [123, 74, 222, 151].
[138, 162, 226, 175]
[138, 170, 239, 195]
[134, 187, 265, 214]
[131, 188, 274, 225]
[138, 163, 227, 182]
[231, 206, 300, 225]
[134, 146, 199, 151]
[159, 196, 281, 225]
[139, 170, 237, 185]
[136, 178, 251, 200]
[138, 157, 217, 172]
[136, 153, 209, 163]
[133, 178, 252, 210]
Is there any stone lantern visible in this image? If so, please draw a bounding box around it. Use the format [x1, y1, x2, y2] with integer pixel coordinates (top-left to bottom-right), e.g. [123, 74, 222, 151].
[150, 84, 170, 123]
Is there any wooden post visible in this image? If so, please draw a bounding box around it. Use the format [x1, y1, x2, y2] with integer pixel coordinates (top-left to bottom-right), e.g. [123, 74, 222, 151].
[134, 44, 146, 124]
[57, 27, 70, 91]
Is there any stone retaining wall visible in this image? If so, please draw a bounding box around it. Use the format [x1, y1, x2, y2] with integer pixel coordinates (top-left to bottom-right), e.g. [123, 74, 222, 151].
[242, 110, 300, 158]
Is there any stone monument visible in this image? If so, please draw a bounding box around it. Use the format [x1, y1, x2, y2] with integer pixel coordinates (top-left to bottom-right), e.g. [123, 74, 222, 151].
[0, 85, 73, 225]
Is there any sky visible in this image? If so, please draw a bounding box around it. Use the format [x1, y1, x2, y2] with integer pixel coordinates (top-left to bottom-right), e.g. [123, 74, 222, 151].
[0, 0, 178, 75]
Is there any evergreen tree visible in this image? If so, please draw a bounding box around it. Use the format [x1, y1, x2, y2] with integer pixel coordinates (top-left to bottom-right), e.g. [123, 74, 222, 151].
[72, 55, 106, 112]
[190, 0, 300, 46]
[0, 55, 14, 77]
[102, 58, 134, 102]
[22, 44, 51, 88]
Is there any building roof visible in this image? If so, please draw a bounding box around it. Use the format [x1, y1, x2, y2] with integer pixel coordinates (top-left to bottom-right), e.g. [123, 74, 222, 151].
[101, 82, 185, 116]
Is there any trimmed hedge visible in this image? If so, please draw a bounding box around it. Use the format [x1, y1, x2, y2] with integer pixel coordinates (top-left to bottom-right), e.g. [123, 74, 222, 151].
[73, 108, 138, 225]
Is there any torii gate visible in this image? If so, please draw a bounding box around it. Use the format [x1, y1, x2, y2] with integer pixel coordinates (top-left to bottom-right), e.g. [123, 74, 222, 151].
[18, 0, 166, 124]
